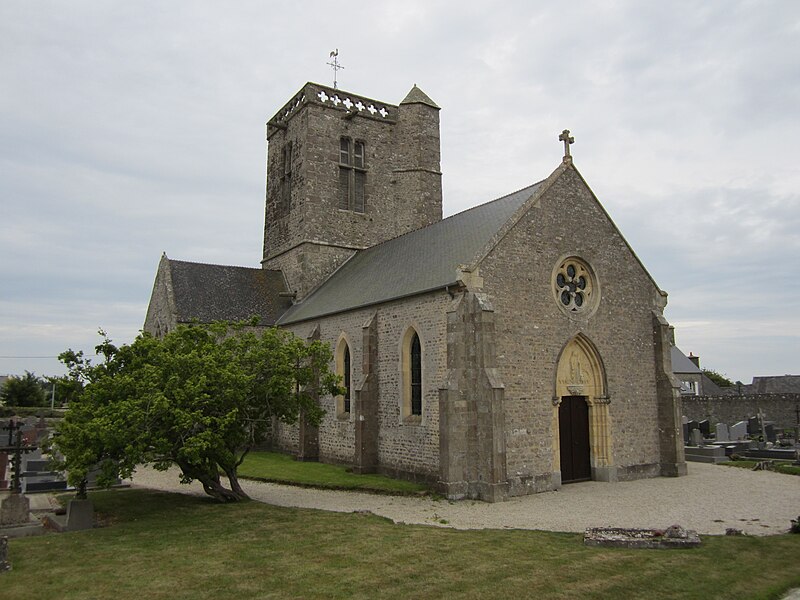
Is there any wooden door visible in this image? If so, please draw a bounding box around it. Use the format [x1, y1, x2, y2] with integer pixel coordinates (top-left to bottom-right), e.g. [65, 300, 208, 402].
[559, 396, 591, 483]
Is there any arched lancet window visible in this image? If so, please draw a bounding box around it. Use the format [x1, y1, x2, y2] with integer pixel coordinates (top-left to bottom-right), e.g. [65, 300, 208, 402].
[343, 344, 351, 413]
[401, 327, 423, 421]
[335, 337, 351, 417]
[410, 333, 422, 416]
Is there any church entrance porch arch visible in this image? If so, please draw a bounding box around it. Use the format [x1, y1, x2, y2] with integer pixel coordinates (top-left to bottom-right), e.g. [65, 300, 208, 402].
[552, 335, 616, 484]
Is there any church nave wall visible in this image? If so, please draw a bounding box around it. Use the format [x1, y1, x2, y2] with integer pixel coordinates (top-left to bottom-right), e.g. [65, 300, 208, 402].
[280, 290, 450, 481]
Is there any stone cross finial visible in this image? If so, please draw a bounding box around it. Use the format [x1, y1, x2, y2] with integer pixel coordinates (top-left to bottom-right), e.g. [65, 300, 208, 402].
[326, 49, 344, 90]
[559, 129, 574, 163]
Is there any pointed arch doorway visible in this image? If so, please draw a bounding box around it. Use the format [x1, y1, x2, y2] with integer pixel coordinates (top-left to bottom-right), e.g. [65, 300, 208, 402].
[559, 395, 591, 482]
[553, 335, 616, 484]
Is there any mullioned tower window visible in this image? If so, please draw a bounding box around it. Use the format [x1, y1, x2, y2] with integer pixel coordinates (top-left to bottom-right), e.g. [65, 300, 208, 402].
[338, 137, 366, 213]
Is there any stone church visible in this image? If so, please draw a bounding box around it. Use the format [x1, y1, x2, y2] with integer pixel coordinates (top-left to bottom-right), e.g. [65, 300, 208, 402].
[144, 81, 687, 501]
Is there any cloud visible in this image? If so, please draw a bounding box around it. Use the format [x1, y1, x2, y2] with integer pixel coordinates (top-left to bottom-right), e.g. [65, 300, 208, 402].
[1, 0, 798, 384]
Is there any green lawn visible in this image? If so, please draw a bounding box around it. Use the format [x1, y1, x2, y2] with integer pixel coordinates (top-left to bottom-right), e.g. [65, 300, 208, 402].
[721, 460, 800, 476]
[238, 450, 429, 494]
[5, 489, 800, 599]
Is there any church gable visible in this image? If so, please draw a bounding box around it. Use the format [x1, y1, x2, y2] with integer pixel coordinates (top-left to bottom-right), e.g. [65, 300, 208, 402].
[469, 164, 676, 492]
[143, 256, 292, 335]
[468, 163, 661, 300]
[143, 254, 179, 337]
[475, 164, 665, 316]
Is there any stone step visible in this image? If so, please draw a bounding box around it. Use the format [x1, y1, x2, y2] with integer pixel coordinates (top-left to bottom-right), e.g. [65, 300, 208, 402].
[684, 446, 728, 464]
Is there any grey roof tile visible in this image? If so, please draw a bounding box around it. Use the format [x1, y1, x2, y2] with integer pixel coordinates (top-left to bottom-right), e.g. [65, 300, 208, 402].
[278, 181, 544, 325]
[671, 346, 702, 374]
[747, 375, 800, 394]
[400, 85, 439, 109]
[168, 259, 291, 325]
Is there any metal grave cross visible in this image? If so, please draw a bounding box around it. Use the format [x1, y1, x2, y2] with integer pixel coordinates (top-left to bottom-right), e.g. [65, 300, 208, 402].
[0, 419, 38, 493]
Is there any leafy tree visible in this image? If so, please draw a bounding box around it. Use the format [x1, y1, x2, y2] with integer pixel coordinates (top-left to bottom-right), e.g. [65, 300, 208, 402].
[44, 375, 84, 407]
[51, 323, 341, 502]
[0, 371, 47, 407]
[702, 368, 734, 388]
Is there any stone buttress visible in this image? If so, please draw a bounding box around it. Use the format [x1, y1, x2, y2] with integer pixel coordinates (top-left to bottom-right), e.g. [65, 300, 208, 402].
[653, 311, 688, 476]
[297, 324, 321, 461]
[439, 291, 508, 502]
[353, 313, 379, 474]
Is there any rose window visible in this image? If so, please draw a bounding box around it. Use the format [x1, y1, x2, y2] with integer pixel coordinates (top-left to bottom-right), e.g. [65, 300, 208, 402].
[554, 259, 594, 313]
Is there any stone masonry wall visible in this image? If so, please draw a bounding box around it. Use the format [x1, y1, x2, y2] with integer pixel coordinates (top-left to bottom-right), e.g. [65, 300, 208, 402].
[264, 243, 356, 300]
[682, 393, 800, 430]
[275, 291, 450, 480]
[263, 83, 442, 300]
[143, 256, 177, 336]
[477, 166, 665, 495]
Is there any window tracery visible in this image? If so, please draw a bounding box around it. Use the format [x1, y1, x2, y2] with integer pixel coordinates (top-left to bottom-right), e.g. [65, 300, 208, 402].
[553, 258, 596, 314]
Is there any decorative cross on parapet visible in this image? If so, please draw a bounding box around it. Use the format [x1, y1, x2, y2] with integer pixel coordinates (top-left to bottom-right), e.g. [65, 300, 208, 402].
[327, 49, 344, 90]
[559, 129, 575, 164]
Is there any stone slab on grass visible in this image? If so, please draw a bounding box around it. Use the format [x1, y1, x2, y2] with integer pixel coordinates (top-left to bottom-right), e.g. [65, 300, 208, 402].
[584, 525, 701, 549]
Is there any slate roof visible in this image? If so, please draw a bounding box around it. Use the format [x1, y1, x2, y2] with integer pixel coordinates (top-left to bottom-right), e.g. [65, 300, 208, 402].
[400, 85, 440, 109]
[746, 375, 800, 394]
[278, 181, 544, 325]
[167, 259, 292, 325]
[670, 346, 732, 395]
[671, 346, 701, 374]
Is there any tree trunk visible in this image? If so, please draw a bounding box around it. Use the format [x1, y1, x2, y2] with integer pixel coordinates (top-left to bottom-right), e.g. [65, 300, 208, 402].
[222, 465, 250, 500]
[176, 460, 244, 503]
[198, 476, 243, 503]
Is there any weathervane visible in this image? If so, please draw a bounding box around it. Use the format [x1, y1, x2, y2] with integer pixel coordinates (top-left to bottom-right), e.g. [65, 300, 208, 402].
[327, 49, 344, 89]
[559, 129, 574, 164]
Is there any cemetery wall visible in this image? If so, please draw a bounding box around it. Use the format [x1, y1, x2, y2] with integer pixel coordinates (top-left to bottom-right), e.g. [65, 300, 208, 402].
[681, 393, 800, 430]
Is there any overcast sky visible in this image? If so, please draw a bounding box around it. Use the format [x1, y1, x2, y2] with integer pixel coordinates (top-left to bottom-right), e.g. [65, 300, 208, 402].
[1, 1, 798, 384]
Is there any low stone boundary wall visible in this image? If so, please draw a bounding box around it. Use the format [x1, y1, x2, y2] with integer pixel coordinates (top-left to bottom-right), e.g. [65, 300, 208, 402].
[681, 393, 800, 430]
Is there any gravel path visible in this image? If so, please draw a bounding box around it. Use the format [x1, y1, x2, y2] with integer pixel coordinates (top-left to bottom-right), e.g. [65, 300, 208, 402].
[127, 462, 799, 536]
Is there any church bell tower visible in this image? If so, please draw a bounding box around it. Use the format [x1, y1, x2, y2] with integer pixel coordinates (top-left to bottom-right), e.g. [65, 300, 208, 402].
[262, 82, 443, 299]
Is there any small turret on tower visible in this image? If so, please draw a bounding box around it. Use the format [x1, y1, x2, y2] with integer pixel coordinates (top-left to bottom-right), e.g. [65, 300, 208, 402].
[394, 85, 443, 228]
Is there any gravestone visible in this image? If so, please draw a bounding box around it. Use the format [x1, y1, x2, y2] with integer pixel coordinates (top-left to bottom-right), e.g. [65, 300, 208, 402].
[747, 416, 760, 436]
[731, 421, 748, 441]
[0, 452, 7, 490]
[764, 423, 776, 444]
[715, 423, 730, 442]
[0, 493, 30, 526]
[22, 453, 67, 493]
[699, 420, 711, 438]
[0, 536, 10, 572]
[687, 420, 700, 433]
[8, 422, 69, 493]
[0, 419, 37, 525]
[66, 499, 94, 531]
[690, 428, 704, 447]
[682, 422, 689, 445]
